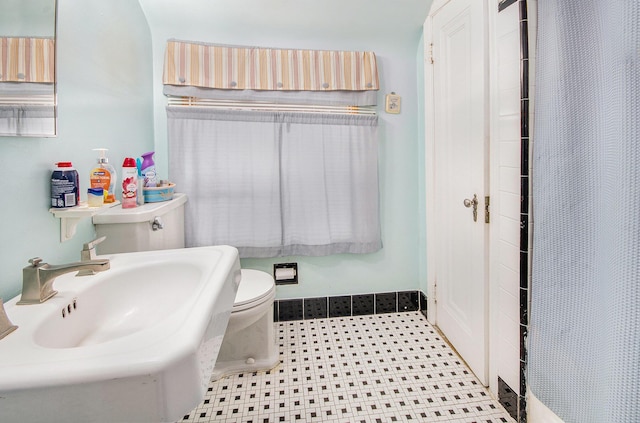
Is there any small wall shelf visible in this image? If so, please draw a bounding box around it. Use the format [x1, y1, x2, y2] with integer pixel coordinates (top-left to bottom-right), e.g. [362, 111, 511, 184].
[49, 202, 120, 242]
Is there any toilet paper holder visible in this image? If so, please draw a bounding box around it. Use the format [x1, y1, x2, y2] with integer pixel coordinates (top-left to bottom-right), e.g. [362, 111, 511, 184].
[273, 263, 298, 285]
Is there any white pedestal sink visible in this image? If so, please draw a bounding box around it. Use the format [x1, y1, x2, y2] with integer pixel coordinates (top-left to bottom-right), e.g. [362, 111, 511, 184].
[0, 245, 241, 423]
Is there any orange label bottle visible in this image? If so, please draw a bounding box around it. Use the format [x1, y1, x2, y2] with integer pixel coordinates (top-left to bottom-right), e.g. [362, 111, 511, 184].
[89, 167, 112, 202]
[90, 148, 117, 203]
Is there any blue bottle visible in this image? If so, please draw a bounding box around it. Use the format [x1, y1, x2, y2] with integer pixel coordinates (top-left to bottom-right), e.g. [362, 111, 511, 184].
[51, 162, 79, 208]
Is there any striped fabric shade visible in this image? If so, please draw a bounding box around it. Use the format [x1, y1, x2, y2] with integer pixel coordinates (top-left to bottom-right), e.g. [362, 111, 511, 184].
[163, 40, 379, 92]
[0, 37, 55, 83]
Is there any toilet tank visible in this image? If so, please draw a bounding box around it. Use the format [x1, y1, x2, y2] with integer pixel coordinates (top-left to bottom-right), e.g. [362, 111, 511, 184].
[92, 193, 187, 254]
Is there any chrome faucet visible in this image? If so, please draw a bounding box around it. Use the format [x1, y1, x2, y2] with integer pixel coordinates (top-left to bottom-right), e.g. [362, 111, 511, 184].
[78, 236, 107, 276]
[80, 236, 106, 262]
[17, 257, 110, 305]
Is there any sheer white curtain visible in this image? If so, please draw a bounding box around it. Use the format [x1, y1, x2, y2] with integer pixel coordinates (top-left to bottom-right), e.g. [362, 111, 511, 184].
[167, 108, 380, 258]
[0, 105, 56, 136]
[529, 1, 640, 422]
[0, 83, 56, 136]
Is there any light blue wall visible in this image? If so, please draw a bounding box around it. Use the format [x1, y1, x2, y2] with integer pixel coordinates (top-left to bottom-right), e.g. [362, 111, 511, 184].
[140, 0, 430, 299]
[0, 0, 154, 300]
[0, 0, 56, 37]
[0, 1, 430, 302]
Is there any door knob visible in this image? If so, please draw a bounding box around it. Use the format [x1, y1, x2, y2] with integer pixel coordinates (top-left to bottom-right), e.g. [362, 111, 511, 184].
[463, 194, 478, 222]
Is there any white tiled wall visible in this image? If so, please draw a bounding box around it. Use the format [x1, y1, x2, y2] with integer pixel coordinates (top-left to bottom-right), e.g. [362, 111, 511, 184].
[492, 0, 522, 395]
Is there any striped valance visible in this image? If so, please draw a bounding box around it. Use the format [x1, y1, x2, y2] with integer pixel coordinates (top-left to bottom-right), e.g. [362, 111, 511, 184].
[0, 37, 55, 83]
[163, 40, 379, 92]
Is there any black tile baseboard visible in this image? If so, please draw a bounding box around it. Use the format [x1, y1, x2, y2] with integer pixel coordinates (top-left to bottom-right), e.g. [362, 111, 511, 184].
[498, 377, 519, 421]
[399, 291, 420, 312]
[274, 290, 426, 322]
[352, 294, 374, 316]
[419, 291, 428, 319]
[277, 299, 303, 321]
[328, 296, 351, 317]
[375, 292, 397, 314]
[303, 297, 328, 320]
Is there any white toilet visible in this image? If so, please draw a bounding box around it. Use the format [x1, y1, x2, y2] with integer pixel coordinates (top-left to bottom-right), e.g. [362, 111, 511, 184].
[92, 193, 188, 254]
[92, 193, 279, 380]
[211, 269, 279, 380]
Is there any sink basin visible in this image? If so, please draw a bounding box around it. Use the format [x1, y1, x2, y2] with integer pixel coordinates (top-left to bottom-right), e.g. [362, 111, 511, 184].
[0, 246, 241, 423]
[34, 261, 203, 349]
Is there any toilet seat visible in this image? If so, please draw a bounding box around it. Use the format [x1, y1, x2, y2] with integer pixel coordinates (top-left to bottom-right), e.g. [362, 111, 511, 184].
[233, 269, 275, 312]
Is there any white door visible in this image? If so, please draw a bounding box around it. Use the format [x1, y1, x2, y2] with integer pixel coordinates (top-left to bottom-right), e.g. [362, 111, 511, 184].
[429, 0, 488, 385]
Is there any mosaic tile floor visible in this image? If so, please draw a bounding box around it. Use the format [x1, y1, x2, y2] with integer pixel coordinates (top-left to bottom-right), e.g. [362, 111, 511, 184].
[180, 312, 515, 423]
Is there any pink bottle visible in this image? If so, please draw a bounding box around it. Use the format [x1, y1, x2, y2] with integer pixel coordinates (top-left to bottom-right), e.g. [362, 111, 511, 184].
[121, 157, 138, 208]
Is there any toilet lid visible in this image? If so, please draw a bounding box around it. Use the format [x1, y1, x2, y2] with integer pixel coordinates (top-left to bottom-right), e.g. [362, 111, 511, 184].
[234, 269, 275, 310]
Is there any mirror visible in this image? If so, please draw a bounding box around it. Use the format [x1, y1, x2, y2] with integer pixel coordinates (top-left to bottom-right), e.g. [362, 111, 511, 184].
[0, 0, 56, 137]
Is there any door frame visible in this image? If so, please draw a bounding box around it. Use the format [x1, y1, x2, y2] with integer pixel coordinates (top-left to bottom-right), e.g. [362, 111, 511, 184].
[423, 0, 492, 386]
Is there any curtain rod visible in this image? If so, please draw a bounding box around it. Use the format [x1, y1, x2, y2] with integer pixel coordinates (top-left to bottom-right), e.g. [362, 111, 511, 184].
[0, 95, 55, 105]
[167, 97, 377, 115]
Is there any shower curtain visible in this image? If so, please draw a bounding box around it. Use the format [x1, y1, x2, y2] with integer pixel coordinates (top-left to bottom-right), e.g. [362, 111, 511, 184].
[167, 108, 381, 258]
[529, 1, 639, 422]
